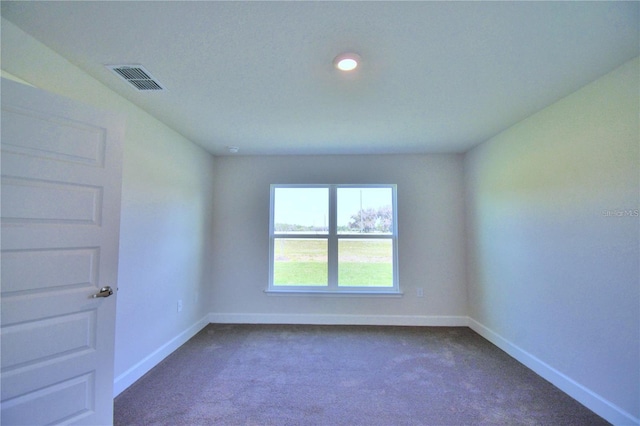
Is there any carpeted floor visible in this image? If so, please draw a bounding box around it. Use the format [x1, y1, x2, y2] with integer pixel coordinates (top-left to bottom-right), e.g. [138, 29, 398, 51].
[114, 324, 608, 425]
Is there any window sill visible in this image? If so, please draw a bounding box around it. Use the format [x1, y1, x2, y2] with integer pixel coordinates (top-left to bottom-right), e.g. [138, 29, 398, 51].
[264, 289, 404, 297]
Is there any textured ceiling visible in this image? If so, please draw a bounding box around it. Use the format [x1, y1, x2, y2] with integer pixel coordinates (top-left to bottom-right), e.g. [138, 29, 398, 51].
[2, 1, 638, 156]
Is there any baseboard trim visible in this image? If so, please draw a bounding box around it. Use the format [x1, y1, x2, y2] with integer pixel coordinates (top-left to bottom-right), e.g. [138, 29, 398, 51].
[207, 313, 469, 327]
[468, 318, 639, 426]
[113, 315, 209, 397]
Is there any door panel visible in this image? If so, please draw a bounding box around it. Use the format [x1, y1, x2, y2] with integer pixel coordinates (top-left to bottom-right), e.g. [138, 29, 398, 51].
[1, 177, 103, 225]
[1, 78, 124, 425]
[1, 106, 106, 167]
[1, 373, 96, 426]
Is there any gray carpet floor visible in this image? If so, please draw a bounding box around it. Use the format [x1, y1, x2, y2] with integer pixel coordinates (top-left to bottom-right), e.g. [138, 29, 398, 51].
[114, 324, 608, 425]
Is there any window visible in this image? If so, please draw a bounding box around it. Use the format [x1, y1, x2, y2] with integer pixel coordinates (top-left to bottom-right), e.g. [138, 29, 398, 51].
[268, 184, 399, 294]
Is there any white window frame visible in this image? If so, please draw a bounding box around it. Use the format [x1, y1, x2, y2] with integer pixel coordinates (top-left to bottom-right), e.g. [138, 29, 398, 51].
[268, 184, 400, 295]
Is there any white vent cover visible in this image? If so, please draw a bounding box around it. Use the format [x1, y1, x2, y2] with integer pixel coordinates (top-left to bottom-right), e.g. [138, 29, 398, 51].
[106, 64, 165, 91]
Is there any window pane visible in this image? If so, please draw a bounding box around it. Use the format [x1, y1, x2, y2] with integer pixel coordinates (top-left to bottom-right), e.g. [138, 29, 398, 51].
[274, 188, 328, 234]
[273, 239, 327, 286]
[338, 239, 393, 287]
[337, 188, 393, 234]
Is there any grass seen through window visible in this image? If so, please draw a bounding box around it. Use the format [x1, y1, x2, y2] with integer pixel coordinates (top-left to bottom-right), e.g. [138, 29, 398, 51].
[274, 239, 393, 287]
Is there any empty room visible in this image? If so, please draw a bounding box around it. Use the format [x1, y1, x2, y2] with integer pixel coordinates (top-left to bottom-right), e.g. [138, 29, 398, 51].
[0, 1, 638, 425]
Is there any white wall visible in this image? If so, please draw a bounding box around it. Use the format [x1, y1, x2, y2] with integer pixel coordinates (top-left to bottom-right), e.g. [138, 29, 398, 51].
[210, 154, 468, 325]
[1, 18, 216, 395]
[464, 57, 639, 424]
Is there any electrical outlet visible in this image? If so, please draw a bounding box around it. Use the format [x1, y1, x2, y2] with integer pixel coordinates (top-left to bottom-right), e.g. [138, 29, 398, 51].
[416, 288, 424, 298]
[177, 299, 183, 312]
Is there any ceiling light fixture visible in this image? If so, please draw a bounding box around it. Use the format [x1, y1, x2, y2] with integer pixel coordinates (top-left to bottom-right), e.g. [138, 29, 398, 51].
[227, 146, 239, 154]
[333, 53, 361, 71]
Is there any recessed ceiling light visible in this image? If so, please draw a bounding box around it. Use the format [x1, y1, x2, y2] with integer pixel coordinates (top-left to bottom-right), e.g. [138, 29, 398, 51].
[227, 146, 239, 154]
[334, 53, 361, 71]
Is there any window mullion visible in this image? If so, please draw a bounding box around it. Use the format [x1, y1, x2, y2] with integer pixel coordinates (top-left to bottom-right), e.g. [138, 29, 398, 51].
[327, 185, 338, 288]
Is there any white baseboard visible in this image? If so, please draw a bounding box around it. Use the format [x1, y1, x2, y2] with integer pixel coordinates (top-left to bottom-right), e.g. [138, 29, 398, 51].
[207, 312, 469, 327]
[113, 315, 209, 397]
[468, 318, 639, 426]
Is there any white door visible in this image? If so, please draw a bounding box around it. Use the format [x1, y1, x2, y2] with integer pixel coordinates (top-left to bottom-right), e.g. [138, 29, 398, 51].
[1, 78, 124, 425]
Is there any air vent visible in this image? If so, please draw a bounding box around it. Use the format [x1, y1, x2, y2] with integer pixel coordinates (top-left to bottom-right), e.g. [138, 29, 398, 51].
[106, 65, 166, 91]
